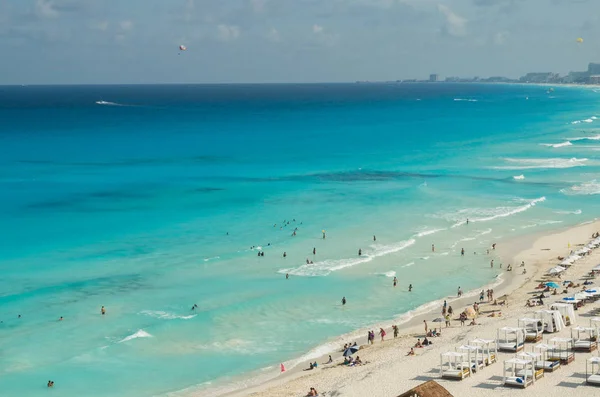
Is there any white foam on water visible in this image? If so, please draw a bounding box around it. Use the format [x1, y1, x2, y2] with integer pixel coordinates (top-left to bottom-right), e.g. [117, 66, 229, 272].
[540, 141, 572, 148]
[140, 310, 196, 320]
[492, 157, 588, 170]
[401, 262, 415, 268]
[414, 227, 446, 237]
[195, 339, 277, 355]
[450, 228, 492, 248]
[453, 98, 478, 102]
[443, 197, 545, 227]
[279, 239, 416, 277]
[554, 209, 582, 215]
[569, 134, 600, 142]
[118, 329, 153, 343]
[513, 174, 525, 180]
[560, 180, 600, 196]
[95, 100, 131, 106]
[203, 256, 221, 262]
[375, 270, 397, 278]
[571, 117, 596, 124]
[420, 256, 430, 260]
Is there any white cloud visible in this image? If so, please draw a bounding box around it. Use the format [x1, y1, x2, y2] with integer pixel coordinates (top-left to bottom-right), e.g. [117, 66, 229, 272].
[437, 4, 467, 37]
[267, 27, 281, 42]
[35, 0, 59, 18]
[90, 21, 109, 31]
[120, 20, 134, 31]
[494, 31, 509, 45]
[313, 24, 324, 34]
[217, 24, 240, 41]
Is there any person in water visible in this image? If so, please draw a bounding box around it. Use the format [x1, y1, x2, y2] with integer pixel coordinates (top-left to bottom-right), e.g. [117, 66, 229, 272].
[47, 381, 54, 388]
[283, 252, 287, 258]
[409, 284, 413, 292]
[373, 235, 376, 241]
[101, 306, 106, 315]
[461, 248, 465, 256]
[431, 244, 435, 252]
[342, 297, 347, 305]
[286, 273, 289, 279]
[393, 277, 397, 287]
[358, 249, 362, 256]
[313, 248, 316, 255]
[191, 304, 198, 311]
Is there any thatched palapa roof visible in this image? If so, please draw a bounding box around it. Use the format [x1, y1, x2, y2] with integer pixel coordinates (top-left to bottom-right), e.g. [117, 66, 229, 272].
[397, 380, 453, 397]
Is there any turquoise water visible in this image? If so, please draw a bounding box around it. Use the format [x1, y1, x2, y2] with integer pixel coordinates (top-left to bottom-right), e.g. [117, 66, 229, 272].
[1, 83, 599, 396]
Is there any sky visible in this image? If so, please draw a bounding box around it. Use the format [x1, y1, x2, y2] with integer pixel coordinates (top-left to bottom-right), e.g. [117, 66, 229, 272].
[1, 0, 599, 84]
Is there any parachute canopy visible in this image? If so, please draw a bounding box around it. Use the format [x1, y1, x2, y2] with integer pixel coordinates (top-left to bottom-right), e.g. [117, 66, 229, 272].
[179, 45, 187, 51]
[576, 37, 583, 44]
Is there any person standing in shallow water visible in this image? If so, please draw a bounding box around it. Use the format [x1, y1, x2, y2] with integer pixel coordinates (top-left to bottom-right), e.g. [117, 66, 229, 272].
[358, 249, 362, 256]
[313, 247, 316, 255]
[431, 244, 435, 252]
[393, 277, 397, 287]
[101, 306, 106, 315]
[342, 297, 346, 306]
[409, 284, 413, 292]
[373, 235, 376, 241]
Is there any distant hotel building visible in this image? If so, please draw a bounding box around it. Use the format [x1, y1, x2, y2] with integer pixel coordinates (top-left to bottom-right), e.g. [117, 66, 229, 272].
[429, 74, 439, 82]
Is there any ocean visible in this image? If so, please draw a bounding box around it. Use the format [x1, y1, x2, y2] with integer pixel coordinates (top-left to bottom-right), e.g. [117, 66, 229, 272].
[0, 83, 599, 396]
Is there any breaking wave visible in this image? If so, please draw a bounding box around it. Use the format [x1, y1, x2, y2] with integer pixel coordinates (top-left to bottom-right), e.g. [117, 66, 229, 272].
[513, 175, 525, 180]
[140, 310, 196, 320]
[453, 98, 478, 102]
[493, 158, 587, 170]
[560, 180, 600, 196]
[540, 141, 572, 148]
[279, 239, 415, 277]
[571, 116, 597, 124]
[441, 197, 545, 226]
[118, 329, 153, 343]
[554, 209, 582, 215]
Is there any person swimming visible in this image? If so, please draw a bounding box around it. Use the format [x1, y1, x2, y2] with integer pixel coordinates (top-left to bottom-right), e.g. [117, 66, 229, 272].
[313, 247, 316, 255]
[283, 252, 287, 258]
[191, 304, 198, 311]
[393, 277, 397, 287]
[286, 273, 289, 279]
[47, 380, 54, 388]
[373, 235, 376, 241]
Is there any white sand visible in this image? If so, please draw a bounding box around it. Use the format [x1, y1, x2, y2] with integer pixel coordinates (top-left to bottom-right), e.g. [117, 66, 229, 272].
[221, 220, 600, 397]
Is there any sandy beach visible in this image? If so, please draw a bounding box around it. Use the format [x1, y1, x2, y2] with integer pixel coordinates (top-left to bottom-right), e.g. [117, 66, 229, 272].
[219, 220, 600, 397]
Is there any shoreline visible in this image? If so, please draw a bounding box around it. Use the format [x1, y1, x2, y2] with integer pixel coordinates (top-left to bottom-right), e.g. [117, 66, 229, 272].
[192, 219, 600, 397]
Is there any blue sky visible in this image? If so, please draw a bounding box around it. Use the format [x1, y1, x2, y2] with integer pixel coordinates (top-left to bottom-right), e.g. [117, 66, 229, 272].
[1, 0, 599, 84]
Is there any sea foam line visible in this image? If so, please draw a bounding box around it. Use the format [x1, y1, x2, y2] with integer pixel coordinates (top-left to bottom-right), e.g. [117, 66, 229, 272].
[492, 157, 587, 170]
[118, 329, 153, 343]
[279, 239, 416, 277]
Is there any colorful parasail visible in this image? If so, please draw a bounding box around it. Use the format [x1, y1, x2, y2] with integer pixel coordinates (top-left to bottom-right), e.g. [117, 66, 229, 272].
[179, 45, 187, 51]
[576, 37, 584, 44]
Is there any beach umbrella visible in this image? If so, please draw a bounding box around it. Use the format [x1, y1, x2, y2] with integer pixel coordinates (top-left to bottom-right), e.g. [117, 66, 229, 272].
[432, 318, 444, 323]
[548, 266, 566, 274]
[545, 282, 560, 289]
[464, 307, 477, 318]
[343, 345, 359, 357]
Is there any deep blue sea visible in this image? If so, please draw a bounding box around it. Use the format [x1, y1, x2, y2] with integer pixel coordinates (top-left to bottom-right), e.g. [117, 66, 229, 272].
[1, 83, 599, 396]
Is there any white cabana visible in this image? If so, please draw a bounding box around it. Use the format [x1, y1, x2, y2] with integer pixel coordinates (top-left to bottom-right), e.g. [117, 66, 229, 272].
[548, 266, 566, 274]
[535, 310, 564, 333]
[518, 318, 543, 342]
[533, 343, 561, 372]
[516, 353, 545, 380]
[548, 337, 574, 365]
[550, 303, 577, 326]
[571, 327, 598, 352]
[503, 358, 536, 388]
[440, 352, 470, 380]
[470, 338, 497, 366]
[497, 327, 525, 352]
[586, 357, 600, 386]
[593, 264, 600, 271]
[457, 345, 484, 373]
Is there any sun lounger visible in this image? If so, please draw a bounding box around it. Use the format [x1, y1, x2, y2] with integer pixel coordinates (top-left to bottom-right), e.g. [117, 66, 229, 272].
[573, 340, 597, 352]
[536, 360, 560, 372]
[504, 376, 533, 388]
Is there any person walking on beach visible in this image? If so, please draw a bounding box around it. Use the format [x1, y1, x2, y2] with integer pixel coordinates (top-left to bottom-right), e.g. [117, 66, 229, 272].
[393, 277, 397, 287]
[393, 325, 399, 338]
[342, 297, 346, 306]
[445, 314, 451, 328]
[379, 327, 386, 342]
[423, 320, 428, 334]
[448, 306, 453, 316]
[101, 306, 106, 315]
[479, 290, 484, 302]
[457, 287, 462, 297]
